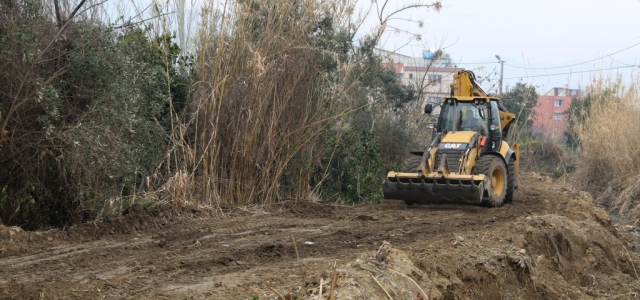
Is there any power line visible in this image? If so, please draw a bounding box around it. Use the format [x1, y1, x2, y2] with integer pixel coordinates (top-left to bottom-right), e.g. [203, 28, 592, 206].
[611, 57, 636, 67]
[505, 41, 640, 70]
[456, 61, 499, 65]
[452, 41, 640, 70]
[502, 65, 638, 80]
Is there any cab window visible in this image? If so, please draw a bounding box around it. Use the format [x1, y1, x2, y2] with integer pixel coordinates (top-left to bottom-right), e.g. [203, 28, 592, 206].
[438, 101, 488, 134]
[490, 101, 502, 136]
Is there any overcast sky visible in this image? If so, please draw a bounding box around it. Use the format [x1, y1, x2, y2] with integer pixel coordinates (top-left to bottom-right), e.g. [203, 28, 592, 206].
[362, 0, 640, 94]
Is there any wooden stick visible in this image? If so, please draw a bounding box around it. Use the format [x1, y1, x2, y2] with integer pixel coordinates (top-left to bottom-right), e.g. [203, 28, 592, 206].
[292, 235, 309, 279]
[292, 235, 300, 260]
[328, 270, 339, 300]
[370, 273, 393, 300]
[318, 278, 324, 299]
[389, 269, 428, 300]
[268, 287, 286, 300]
[300, 282, 311, 298]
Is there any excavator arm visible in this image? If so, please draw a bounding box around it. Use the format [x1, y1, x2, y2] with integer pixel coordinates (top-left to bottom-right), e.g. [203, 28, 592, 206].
[450, 70, 487, 97]
[499, 110, 516, 132]
[450, 70, 516, 132]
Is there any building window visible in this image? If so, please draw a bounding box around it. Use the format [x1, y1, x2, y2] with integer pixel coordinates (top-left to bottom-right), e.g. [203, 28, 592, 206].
[555, 99, 563, 107]
[428, 74, 442, 84]
[409, 73, 413, 79]
[554, 112, 563, 120]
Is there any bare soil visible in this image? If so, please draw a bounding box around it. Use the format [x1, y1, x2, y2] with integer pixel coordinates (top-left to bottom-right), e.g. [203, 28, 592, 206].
[1, 173, 639, 299]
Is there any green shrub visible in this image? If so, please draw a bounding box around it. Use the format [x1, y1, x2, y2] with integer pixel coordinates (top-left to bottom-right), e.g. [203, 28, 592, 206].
[0, 2, 189, 228]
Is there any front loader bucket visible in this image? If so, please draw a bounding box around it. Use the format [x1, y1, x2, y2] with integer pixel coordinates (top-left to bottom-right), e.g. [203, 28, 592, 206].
[383, 173, 486, 205]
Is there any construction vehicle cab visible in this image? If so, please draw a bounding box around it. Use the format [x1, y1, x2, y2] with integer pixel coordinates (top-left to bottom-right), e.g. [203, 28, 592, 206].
[435, 97, 503, 153]
[383, 71, 520, 207]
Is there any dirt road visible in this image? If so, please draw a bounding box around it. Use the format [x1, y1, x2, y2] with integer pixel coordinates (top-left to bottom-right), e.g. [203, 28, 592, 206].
[1, 173, 639, 299]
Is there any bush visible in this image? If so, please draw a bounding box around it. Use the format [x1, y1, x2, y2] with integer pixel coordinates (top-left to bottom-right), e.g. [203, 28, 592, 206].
[0, 0, 439, 227]
[0, 1, 188, 228]
[519, 140, 574, 178]
[570, 76, 640, 218]
[501, 82, 539, 144]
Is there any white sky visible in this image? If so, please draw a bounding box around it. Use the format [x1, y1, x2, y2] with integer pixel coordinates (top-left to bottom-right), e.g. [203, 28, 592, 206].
[361, 0, 640, 94]
[112, 0, 640, 94]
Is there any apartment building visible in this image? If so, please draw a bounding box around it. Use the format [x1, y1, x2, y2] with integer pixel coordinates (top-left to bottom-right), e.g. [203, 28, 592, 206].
[531, 87, 583, 140]
[376, 48, 463, 113]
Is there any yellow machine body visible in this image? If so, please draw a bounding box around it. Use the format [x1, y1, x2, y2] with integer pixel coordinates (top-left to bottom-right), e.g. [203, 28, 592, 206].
[382, 71, 520, 206]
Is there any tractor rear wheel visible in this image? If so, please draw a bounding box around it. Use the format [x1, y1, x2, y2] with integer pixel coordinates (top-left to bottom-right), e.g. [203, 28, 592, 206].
[474, 156, 507, 207]
[505, 158, 515, 204]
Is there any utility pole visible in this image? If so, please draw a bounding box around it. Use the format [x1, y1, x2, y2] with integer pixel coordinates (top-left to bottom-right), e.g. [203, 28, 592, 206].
[495, 55, 505, 97]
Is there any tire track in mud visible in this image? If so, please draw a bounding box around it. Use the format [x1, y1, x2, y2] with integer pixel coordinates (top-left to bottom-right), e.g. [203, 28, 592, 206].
[0, 214, 350, 291]
[0, 173, 597, 299]
[0, 239, 152, 269]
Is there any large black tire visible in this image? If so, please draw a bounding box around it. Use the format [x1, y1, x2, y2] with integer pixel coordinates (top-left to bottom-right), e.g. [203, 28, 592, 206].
[505, 158, 515, 204]
[402, 155, 423, 206]
[474, 156, 507, 207]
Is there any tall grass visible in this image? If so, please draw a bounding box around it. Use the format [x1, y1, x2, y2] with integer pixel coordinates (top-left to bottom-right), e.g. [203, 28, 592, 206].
[171, 0, 353, 206]
[0, 0, 442, 226]
[571, 75, 640, 218]
[169, 0, 441, 207]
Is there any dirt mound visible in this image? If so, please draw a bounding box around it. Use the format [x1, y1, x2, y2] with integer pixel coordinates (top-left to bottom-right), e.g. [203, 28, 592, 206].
[1, 173, 639, 300]
[272, 242, 441, 300]
[0, 225, 69, 258]
[411, 213, 638, 300]
[268, 175, 640, 300]
[275, 210, 638, 300]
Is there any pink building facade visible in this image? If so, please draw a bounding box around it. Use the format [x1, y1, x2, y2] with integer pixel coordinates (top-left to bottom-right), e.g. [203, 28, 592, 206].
[531, 87, 582, 140]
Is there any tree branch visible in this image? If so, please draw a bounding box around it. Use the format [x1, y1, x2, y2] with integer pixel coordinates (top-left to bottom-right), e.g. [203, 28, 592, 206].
[54, 0, 63, 28]
[112, 11, 176, 30]
[67, 0, 88, 24]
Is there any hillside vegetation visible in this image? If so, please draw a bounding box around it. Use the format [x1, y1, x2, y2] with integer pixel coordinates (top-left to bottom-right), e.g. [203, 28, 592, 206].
[1, 0, 638, 229]
[0, 0, 440, 228]
[569, 76, 640, 220]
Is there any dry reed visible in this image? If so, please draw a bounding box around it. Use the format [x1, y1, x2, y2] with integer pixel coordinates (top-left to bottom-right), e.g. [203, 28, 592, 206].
[180, 0, 347, 207]
[572, 75, 640, 218]
[173, 0, 441, 207]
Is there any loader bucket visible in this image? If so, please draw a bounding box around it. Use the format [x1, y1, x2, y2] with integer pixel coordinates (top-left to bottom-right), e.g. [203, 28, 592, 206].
[383, 173, 486, 205]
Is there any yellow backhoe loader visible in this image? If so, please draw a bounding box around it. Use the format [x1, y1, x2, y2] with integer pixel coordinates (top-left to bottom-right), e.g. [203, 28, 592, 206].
[383, 70, 520, 207]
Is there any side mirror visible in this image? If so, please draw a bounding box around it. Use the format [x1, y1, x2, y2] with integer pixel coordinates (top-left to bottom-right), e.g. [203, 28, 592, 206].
[424, 103, 433, 114]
